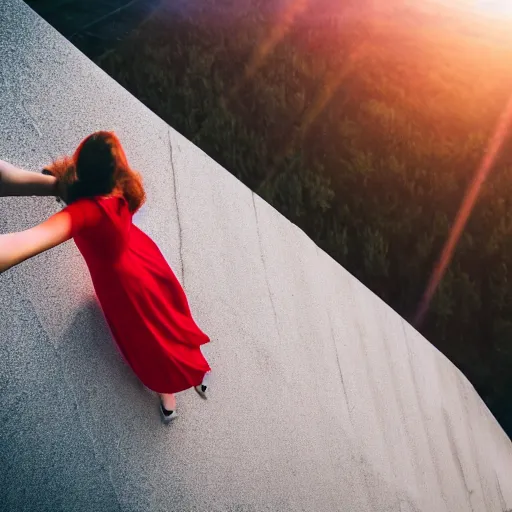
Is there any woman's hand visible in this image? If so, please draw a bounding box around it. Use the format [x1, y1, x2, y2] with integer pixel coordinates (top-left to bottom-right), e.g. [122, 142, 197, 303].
[42, 158, 77, 204]
[55, 177, 70, 204]
[43, 169, 69, 203]
[0, 159, 57, 197]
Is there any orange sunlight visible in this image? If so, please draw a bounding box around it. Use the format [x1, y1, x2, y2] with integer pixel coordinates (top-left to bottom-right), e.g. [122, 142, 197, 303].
[436, 0, 512, 18]
[415, 93, 512, 327]
[230, 0, 308, 97]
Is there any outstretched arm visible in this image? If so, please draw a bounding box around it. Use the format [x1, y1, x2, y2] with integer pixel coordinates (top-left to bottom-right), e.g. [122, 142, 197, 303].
[0, 210, 73, 273]
[0, 159, 58, 197]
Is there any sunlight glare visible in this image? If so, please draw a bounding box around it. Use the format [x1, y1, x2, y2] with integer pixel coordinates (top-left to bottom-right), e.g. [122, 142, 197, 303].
[440, 0, 512, 18]
[475, 0, 512, 16]
[415, 93, 512, 327]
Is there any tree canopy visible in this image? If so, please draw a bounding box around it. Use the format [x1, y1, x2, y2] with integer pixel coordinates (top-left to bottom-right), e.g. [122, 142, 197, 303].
[94, 0, 512, 435]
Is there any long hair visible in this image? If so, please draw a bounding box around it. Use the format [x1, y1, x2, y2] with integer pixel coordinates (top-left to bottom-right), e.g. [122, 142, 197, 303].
[44, 131, 146, 213]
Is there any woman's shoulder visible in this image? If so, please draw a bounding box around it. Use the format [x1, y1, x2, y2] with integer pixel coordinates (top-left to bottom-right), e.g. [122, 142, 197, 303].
[95, 195, 132, 220]
[65, 195, 128, 218]
[63, 196, 97, 210]
[96, 194, 127, 204]
[61, 197, 104, 236]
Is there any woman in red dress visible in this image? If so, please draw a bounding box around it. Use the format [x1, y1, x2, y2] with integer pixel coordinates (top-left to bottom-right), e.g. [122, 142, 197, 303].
[0, 131, 211, 424]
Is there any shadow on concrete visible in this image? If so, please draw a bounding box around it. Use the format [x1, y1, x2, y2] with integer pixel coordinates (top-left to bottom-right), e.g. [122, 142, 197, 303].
[0, 288, 179, 511]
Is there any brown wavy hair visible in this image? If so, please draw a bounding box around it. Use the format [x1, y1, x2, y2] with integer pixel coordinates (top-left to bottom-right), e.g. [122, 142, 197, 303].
[44, 131, 146, 213]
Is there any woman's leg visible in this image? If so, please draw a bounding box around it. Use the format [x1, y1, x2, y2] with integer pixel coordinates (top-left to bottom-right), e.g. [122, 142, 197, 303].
[202, 370, 211, 388]
[160, 393, 176, 411]
[194, 368, 210, 399]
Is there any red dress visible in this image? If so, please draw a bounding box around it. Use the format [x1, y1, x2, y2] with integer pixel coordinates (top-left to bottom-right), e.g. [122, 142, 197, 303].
[63, 195, 211, 394]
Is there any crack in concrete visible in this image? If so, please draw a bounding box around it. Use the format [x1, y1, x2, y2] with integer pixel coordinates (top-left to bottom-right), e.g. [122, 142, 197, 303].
[401, 320, 450, 509]
[312, 253, 351, 415]
[21, 99, 42, 138]
[168, 127, 185, 287]
[0, 52, 52, 163]
[495, 472, 508, 511]
[53, 349, 124, 512]
[17, 96, 53, 162]
[325, 306, 352, 418]
[455, 376, 490, 510]
[251, 192, 281, 341]
[349, 300, 407, 490]
[347, 284, 398, 440]
[442, 407, 475, 512]
[374, 308, 422, 477]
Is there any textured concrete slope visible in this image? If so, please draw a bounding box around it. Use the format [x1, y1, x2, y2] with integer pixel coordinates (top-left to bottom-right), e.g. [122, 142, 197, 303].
[1, 1, 511, 511]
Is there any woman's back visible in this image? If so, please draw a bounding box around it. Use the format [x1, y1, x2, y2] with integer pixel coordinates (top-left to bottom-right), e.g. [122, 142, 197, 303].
[67, 196, 132, 268]
[63, 193, 210, 393]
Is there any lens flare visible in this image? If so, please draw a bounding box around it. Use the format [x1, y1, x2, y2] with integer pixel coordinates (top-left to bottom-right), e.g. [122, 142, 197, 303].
[231, 0, 308, 95]
[414, 93, 512, 327]
[434, 0, 512, 17]
[474, 0, 512, 17]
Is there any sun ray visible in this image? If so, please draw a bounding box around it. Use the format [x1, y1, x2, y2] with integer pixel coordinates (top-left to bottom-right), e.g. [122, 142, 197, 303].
[231, 0, 309, 96]
[414, 93, 512, 327]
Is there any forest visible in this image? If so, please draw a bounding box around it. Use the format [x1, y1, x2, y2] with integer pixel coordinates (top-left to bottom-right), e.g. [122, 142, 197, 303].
[38, 0, 512, 435]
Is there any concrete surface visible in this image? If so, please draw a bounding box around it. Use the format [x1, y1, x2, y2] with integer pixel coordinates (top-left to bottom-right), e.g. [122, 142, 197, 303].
[0, 1, 511, 511]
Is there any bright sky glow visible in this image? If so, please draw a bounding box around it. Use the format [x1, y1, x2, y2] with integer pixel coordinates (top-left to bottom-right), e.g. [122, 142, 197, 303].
[474, 0, 512, 15]
[441, 0, 512, 17]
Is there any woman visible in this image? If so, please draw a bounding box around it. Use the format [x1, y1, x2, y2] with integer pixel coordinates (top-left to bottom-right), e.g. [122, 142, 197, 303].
[0, 131, 211, 424]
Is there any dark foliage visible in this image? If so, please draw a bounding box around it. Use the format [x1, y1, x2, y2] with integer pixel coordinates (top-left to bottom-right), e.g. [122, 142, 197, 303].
[37, 1, 512, 435]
